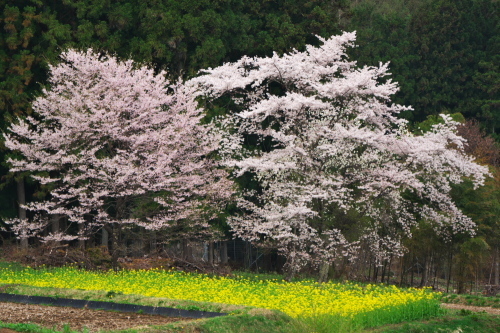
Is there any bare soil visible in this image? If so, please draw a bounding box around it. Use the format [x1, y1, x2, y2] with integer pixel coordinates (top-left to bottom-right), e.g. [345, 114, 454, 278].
[0, 301, 195, 332]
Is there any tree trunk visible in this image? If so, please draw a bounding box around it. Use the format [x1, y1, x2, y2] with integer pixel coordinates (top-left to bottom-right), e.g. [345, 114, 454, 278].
[399, 256, 405, 286]
[220, 241, 228, 264]
[244, 241, 252, 269]
[419, 257, 428, 287]
[373, 264, 379, 282]
[182, 239, 192, 260]
[78, 223, 85, 249]
[17, 178, 28, 249]
[446, 251, 453, 293]
[150, 231, 157, 254]
[494, 246, 499, 286]
[318, 262, 330, 283]
[208, 242, 214, 265]
[101, 228, 109, 248]
[51, 215, 60, 246]
[105, 224, 120, 270]
[381, 260, 387, 284]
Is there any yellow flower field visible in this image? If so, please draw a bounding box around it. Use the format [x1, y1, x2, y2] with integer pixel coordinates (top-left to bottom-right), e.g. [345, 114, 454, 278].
[0, 266, 441, 326]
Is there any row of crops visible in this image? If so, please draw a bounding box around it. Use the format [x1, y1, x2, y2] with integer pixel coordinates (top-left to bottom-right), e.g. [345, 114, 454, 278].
[0, 265, 442, 329]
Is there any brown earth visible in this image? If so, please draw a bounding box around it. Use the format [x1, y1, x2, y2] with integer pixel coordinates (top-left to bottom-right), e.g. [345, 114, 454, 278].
[0, 302, 196, 332]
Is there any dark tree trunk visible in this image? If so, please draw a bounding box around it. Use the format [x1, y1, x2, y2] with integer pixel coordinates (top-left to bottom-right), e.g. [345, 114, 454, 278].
[101, 228, 109, 248]
[51, 215, 60, 246]
[78, 223, 85, 249]
[105, 224, 120, 270]
[446, 250, 453, 293]
[419, 257, 428, 288]
[373, 264, 379, 283]
[495, 246, 499, 286]
[150, 231, 157, 254]
[208, 242, 214, 265]
[381, 260, 387, 284]
[182, 239, 192, 260]
[220, 241, 228, 264]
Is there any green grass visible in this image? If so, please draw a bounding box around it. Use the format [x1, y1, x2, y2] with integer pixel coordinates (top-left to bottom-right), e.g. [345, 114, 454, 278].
[0, 322, 86, 333]
[372, 310, 500, 333]
[0, 260, 25, 271]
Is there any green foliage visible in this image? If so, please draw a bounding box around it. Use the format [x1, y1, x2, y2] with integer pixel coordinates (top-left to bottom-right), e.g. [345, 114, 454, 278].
[416, 113, 465, 133]
[380, 311, 500, 333]
[347, 0, 499, 127]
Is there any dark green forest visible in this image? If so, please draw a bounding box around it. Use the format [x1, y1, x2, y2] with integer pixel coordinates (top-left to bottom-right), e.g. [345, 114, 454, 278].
[0, 0, 499, 291]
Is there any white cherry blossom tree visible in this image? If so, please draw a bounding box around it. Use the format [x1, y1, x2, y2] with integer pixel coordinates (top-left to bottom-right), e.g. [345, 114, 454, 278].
[189, 32, 490, 279]
[3, 49, 233, 258]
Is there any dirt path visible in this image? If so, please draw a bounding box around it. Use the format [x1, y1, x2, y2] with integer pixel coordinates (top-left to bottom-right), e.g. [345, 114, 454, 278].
[441, 303, 500, 315]
[0, 302, 195, 332]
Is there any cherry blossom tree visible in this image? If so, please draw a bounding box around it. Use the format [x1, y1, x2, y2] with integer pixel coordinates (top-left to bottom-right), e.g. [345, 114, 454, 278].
[3, 49, 233, 260]
[189, 32, 490, 279]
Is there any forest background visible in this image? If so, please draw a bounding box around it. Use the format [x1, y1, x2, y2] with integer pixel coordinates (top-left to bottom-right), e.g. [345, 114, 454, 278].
[0, 0, 499, 293]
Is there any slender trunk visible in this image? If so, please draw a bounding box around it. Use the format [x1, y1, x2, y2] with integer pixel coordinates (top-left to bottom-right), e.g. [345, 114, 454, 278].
[419, 257, 428, 287]
[244, 241, 252, 269]
[387, 256, 393, 284]
[367, 259, 372, 282]
[105, 224, 120, 270]
[410, 259, 415, 286]
[495, 246, 499, 286]
[208, 241, 214, 265]
[51, 215, 60, 246]
[381, 260, 387, 284]
[17, 178, 28, 249]
[150, 231, 157, 254]
[373, 264, 379, 282]
[433, 262, 438, 289]
[446, 252, 453, 293]
[399, 256, 405, 286]
[220, 241, 228, 264]
[78, 223, 85, 249]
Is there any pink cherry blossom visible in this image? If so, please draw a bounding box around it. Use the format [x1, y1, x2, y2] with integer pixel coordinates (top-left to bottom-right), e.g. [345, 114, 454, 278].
[189, 32, 490, 275]
[4, 49, 233, 244]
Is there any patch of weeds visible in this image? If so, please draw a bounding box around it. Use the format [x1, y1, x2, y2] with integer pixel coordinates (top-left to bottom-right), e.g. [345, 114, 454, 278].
[105, 290, 122, 298]
[185, 305, 201, 311]
[458, 309, 473, 316]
